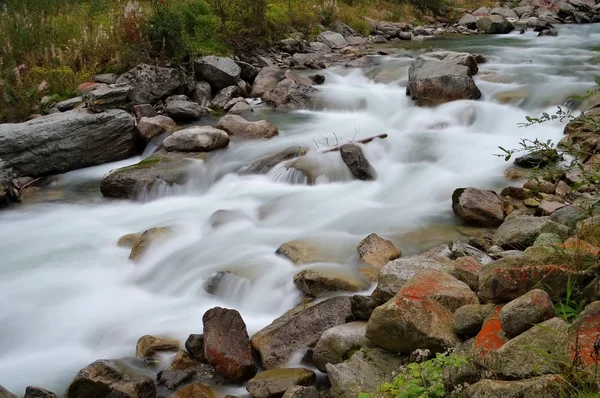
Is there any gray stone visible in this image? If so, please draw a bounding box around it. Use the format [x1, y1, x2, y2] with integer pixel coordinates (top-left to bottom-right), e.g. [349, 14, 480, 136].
[132, 104, 157, 120]
[493, 215, 570, 249]
[163, 126, 229, 152]
[418, 51, 479, 75]
[94, 73, 118, 84]
[164, 98, 204, 120]
[514, 5, 534, 16]
[451, 240, 493, 265]
[137, 115, 177, 142]
[282, 386, 319, 398]
[252, 68, 286, 98]
[317, 31, 349, 49]
[476, 15, 515, 34]
[499, 289, 556, 338]
[246, 369, 316, 398]
[115, 63, 187, 104]
[313, 322, 373, 372]
[491, 7, 519, 19]
[237, 61, 262, 84]
[24, 387, 56, 398]
[293, 269, 363, 297]
[455, 375, 567, 398]
[217, 115, 278, 139]
[340, 143, 376, 181]
[453, 303, 496, 337]
[195, 56, 242, 91]
[549, 204, 585, 231]
[0, 160, 13, 204]
[211, 85, 246, 109]
[350, 295, 381, 321]
[0, 110, 137, 177]
[279, 38, 303, 54]
[0, 385, 16, 398]
[56, 96, 83, 112]
[228, 100, 253, 115]
[458, 14, 478, 29]
[191, 81, 212, 108]
[263, 78, 315, 110]
[533, 233, 563, 247]
[85, 84, 132, 112]
[452, 188, 504, 227]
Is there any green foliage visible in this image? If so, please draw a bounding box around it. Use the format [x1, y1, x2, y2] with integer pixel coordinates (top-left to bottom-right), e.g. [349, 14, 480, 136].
[379, 353, 469, 398]
[555, 277, 587, 322]
[405, 0, 444, 13]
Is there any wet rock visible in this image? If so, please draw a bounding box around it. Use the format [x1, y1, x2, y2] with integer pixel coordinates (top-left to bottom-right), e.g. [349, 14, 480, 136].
[137, 115, 177, 142]
[195, 56, 241, 92]
[164, 97, 204, 120]
[56, 96, 83, 112]
[211, 85, 245, 109]
[167, 350, 221, 385]
[156, 370, 192, 390]
[132, 104, 157, 120]
[246, 369, 316, 398]
[136, 335, 180, 358]
[118, 232, 142, 248]
[293, 269, 363, 297]
[263, 78, 315, 110]
[251, 68, 286, 98]
[239, 146, 308, 175]
[129, 227, 174, 262]
[453, 303, 496, 337]
[191, 81, 212, 108]
[163, 126, 229, 153]
[357, 233, 401, 268]
[493, 215, 569, 249]
[0, 161, 12, 205]
[24, 387, 56, 398]
[454, 375, 566, 398]
[116, 64, 187, 104]
[316, 31, 348, 49]
[276, 239, 329, 265]
[202, 307, 257, 382]
[515, 149, 560, 168]
[452, 188, 504, 227]
[339, 143, 376, 181]
[446, 256, 483, 291]
[418, 51, 479, 75]
[398, 32, 412, 40]
[84, 84, 132, 112]
[350, 295, 381, 321]
[185, 334, 206, 363]
[251, 296, 353, 369]
[309, 75, 325, 85]
[499, 289, 556, 338]
[217, 115, 278, 140]
[312, 322, 372, 372]
[171, 383, 214, 398]
[66, 360, 155, 398]
[94, 73, 118, 84]
[476, 15, 515, 34]
[326, 348, 402, 398]
[372, 256, 445, 302]
[281, 386, 319, 398]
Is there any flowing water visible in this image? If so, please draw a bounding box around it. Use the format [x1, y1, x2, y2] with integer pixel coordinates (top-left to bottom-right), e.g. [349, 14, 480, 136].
[2, 24, 600, 394]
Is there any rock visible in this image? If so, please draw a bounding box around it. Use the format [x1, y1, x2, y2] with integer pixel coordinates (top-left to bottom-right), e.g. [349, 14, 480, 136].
[76, 82, 107, 96]
[163, 126, 229, 153]
[276, 239, 329, 265]
[171, 383, 214, 398]
[570, 301, 600, 373]
[0, 385, 15, 398]
[0, 110, 137, 177]
[316, 31, 349, 49]
[66, 360, 155, 398]
[478, 258, 581, 302]
[100, 154, 193, 200]
[499, 289, 556, 338]
[202, 307, 257, 382]
[262, 78, 315, 110]
[501, 186, 532, 200]
[211, 85, 245, 109]
[167, 350, 221, 385]
[350, 295, 381, 321]
[451, 240, 493, 265]
[493, 215, 570, 249]
[357, 233, 401, 268]
[164, 98, 204, 120]
[84, 84, 132, 112]
[228, 100, 253, 115]
[0, 161, 12, 204]
[576, 215, 600, 245]
[514, 5, 535, 16]
[137, 115, 177, 142]
[447, 257, 483, 291]
[523, 179, 556, 194]
[536, 200, 565, 216]
[326, 348, 403, 398]
[115, 64, 186, 104]
[453, 303, 496, 337]
[195, 56, 241, 92]
[251, 296, 353, 369]
[217, 115, 278, 140]
[339, 143, 376, 181]
[118, 233, 142, 248]
[136, 335, 180, 358]
[515, 149, 560, 168]
[524, 198, 541, 208]
[408, 59, 481, 106]
[372, 256, 445, 302]
[455, 375, 566, 398]
[56, 97, 83, 112]
[281, 386, 319, 398]
[251, 68, 286, 98]
[312, 322, 372, 372]
[132, 104, 157, 120]
[458, 14, 478, 29]
[472, 306, 508, 360]
[491, 7, 519, 19]
[129, 227, 173, 261]
[398, 32, 412, 40]
[452, 188, 504, 227]
[293, 269, 363, 297]
[418, 51, 479, 75]
[550, 204, 585, 230]
[94, 73, 118, 84]
[237, 61, 262, 85]
[239, 146, 308, 175]
[24, 387, 56, 398]
[191, 81, 212, 108]
[185, 334, 206, 363]
[476, 15, 515, 34]
[279, 38, 303, 54]
[554, 180, 571, 197]
[246, 369, 315, 398]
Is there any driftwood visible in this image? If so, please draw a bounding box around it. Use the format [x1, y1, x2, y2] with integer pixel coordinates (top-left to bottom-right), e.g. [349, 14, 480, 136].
[322, 134, 388, 153]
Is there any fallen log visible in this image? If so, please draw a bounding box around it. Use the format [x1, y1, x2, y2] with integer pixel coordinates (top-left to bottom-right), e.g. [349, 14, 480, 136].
[322, 133, 388, 153]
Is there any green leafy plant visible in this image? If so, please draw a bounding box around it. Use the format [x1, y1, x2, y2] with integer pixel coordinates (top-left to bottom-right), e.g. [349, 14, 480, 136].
[555, 277, 587, 323]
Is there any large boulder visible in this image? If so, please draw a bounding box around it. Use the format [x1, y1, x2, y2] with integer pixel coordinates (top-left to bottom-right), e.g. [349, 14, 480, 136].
[455, 375, 566, 398]
[164, 97, 204, 120]
[499, 289, 556, 337]
[162, 126, 229, 153]
[84, 84, 132, 112]
[115, 64, 186, 104]
[195, 56, 241, 92]
[137, 115, 177, 142]
[446, 256, 484, 291]
[0, 110, 137, 177]
[357, 233, 401, 268]
[418, 51, 479, 75]
[251, 68, 286, 98]
[251, 296, 354, 369]
[202, 307, 257, 382]
[407, 59, 481, 106]
[316, 31, 349, 49]
[476, 15, 515, 34]
[262, 78, 315, 110]
[453, 303, 496, 337]
[472, 306, 508, 360]
[66, 360, 156, 398]
[246, 369, 315, 398]
[340, 143, 376, 181]
[452, 188, 504, 227]
[326, 348, 403, 398]
[312, 322, 373, 372]
[136, 334, 179, 358]
[293, 269, 364, 297]
[493, 215, 569, 249]
[217, 115, 278, 139]
[458, 14, 478, 29]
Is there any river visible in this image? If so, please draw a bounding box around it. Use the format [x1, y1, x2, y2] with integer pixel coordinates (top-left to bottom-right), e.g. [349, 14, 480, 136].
[1, 24, 600, 394]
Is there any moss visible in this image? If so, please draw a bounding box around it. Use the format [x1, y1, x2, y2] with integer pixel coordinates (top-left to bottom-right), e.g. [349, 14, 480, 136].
[113, 155, 165, 174]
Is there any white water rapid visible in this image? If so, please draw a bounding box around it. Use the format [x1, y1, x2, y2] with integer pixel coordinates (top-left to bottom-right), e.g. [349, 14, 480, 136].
[2, 24, 600, 394]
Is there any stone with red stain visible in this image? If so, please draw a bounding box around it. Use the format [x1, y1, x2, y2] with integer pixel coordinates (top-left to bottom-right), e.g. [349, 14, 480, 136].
[478, 258, 581, 302]
[570, 301, 600, 373]
[499, 289, 556, 338]
[202, 307, 257, 382]
[446, 256, 483, 291]
[75, 82, 107, 96]
[472, 306, 507, 363]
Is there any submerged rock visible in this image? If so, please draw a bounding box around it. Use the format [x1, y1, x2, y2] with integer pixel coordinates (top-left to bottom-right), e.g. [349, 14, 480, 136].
[217, 115, 278, 139]
[339, 143, 376, 181]
[163, 126, 229, 153]
[136, 335, 180, 358]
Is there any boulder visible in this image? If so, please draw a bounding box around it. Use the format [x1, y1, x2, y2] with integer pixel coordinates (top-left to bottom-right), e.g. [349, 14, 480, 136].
[491, 7, 519, 19]
[499, 289, 556, 337]
[132, 104, 157, 120]
[312, 322, 372, 372]
[136, 335, 180, 358]
[191, 81, 213, 108]
[407, 59, 481, 106]
[514, 149, 560, 168]
[137, 115, 177, 142]
[170, 383, 214, 398]
[472, 306, 508, 360]
[164, 98, 204, 120]
[458, 14, 478, 29]
[167, 350, 221, 384]
[536, 200, 565, 216]
[451, 240, 493, 265]
[84, 84, 132, 112]
[24, 387, 56, 398]
[94, 73, 118, 84]
[202, 307, 257, 382]
[452, 188, 504, 227]
[251, 68, 286, 98]
[237, 61, 261, 85]
[293, 269, 364, 297]
[251, 296, 353, 369]
[316, 31, 349, 49]
[129, 227, 173, 261]
[217, 115, 278, 139]
[185, 334, 206, 363]
[66, 360, 155, 398]
[350, 295, 381, 321]
[76, 82, 107, 96]
[357, 233, 401, 268]
[326, 348, 403, 398]
[163, 126, 229, 153]
[211, 85, 245, 109]
[275, 239, 330, 265]
[418, 51, 479, 75]
[455, 375, 566, 398]
[453, 303, 496, 337]
[446, 256, 483, 291]
[0, 110, 137, 177]
[228, 100, 253, 115]
[246, 369, 315, 398]
[279, 38, 303, 54]
[263, 78, 315, 110]
[339, 143, 376, 181]
[493, 215, 569, 249]
[195, 56, 242, 91]
[115, 64, 186, 104]
[476, 15, 515, 34]
[282, 386, 319, 398]
[239, 146, 308, 175]
[550, 204, 585, 230]
[514, 5, 535, 16]
[56, 96, 83, 112]
[0, 385, 15, 398]
[372, 256, 445, 302]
